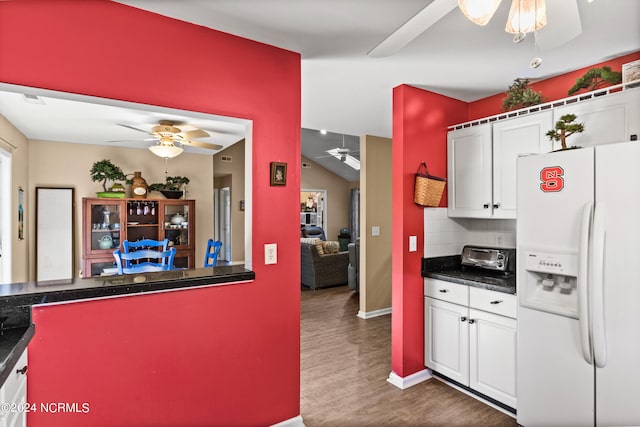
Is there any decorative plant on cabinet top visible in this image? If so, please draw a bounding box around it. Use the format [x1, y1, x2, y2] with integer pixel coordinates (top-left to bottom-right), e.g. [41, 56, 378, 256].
[502, 78, 543, 111]
[546, 114, 585, 150]
[568, 67, 622, 96]
[90, 159, 127, 196]
[149, 176, 190, 199]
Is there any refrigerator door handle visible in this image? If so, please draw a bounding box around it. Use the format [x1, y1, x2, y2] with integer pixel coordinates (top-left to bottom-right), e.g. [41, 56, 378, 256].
[578, 202, 593, 365]
[592, 202, 607, 368]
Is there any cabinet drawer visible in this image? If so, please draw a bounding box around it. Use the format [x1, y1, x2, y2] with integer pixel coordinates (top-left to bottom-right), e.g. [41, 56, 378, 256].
[424, 278, 469, 306]
[469, 287, 516, 318]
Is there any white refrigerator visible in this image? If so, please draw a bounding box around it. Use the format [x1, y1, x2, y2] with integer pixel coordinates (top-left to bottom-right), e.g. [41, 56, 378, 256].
[516, 141, 640, 426]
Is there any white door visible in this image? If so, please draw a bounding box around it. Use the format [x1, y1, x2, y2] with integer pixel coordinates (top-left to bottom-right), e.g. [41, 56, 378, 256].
[424, 297, 469, 385]
[594, 141, 640, 425]
[447, 124, 492, 218]
[492, 111, 552, 218]
[468, 308, 517, 408]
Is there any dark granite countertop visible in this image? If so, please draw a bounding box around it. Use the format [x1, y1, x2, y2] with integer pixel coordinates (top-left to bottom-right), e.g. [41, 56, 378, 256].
[422, 255, 515, 295]
[0, 265, 254, 386]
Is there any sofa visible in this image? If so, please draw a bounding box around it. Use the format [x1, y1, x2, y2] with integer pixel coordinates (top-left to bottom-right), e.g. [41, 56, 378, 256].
[301, 238, 349, 289]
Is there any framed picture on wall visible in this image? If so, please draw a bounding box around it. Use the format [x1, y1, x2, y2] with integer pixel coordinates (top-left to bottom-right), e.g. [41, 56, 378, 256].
[270, 162, 287, 186]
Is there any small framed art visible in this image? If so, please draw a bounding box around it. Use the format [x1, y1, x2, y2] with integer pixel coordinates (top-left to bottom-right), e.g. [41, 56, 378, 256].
[270, 162, 287, 186]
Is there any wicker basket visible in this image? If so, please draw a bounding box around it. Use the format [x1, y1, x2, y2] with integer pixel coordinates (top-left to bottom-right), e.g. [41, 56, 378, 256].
[414, 162, 446, 207]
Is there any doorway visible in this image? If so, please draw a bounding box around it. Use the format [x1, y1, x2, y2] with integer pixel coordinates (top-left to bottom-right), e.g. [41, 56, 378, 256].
[0, 148, 11, 283]
[300, 190, 327, 232]
[219, 187, 232, 262]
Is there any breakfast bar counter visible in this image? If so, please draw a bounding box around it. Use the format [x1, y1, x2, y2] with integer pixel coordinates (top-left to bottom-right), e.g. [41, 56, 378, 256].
[0, 265, 254, 401]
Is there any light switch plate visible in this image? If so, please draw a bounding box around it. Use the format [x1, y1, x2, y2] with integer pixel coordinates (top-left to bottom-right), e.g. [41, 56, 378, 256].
[409, 235, 417, 252]
[264, 243, 277, 265]
[372, 226, 380, 237]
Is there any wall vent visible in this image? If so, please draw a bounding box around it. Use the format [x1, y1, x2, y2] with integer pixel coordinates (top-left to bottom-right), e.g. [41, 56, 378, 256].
[302, 162, 312, 168]
[221, 156, 232, 162]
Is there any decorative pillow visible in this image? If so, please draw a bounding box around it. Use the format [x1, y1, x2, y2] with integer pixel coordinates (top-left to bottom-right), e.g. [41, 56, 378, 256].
[300, 237, 319, 245]
[322, 241, 340, 254]
[315, 240, 325, 255]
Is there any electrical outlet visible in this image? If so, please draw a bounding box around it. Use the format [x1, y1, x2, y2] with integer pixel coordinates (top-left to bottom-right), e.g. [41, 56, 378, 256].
[372, 226, 380, 237]
[409, 235, 417, 252]
[264, 243, 277, 265]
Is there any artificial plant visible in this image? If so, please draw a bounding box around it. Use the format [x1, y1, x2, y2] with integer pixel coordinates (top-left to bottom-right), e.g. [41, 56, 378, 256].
[148, 175, 190, 192]
[568, 66, 622, 95]
[502, 78, 543, 111]
[546, 114, 585, 150]
[90, 159, 127, 192]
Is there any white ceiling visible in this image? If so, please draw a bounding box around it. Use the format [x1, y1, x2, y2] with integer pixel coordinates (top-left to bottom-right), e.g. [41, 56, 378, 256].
[3, 1, 638, 182]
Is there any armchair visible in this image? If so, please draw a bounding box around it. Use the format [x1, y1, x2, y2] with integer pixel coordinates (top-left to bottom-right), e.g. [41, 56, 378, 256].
[300, 239, 348, 289]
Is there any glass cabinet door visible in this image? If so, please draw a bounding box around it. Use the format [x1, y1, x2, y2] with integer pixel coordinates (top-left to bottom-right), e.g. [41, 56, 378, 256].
[88, 200, 123, 253]
[162, 201, 192, 248]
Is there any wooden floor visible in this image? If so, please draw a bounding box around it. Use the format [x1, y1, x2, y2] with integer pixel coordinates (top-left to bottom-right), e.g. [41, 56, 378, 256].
[300, 285, 518, 427]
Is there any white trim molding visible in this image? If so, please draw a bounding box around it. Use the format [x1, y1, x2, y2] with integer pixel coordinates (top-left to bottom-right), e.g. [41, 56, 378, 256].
[357, 307, 391, 319]
[270, 415, 305, 427]
[387, 369, 432, 390]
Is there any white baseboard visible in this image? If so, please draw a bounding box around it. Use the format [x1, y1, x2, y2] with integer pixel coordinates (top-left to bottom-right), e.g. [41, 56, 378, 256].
[357, 307, 392, 319]
[270, 414, 305, 427]
[387, 369, 432, 390]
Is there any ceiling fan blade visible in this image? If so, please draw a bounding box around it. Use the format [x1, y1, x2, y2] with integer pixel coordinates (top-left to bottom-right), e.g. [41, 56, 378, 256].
[183, 140, 223, 151]
[534, 0, 582, 51]
[117, 123, 151, 134]
[368, 0, 458, 58]
[179, 129, 210, 139]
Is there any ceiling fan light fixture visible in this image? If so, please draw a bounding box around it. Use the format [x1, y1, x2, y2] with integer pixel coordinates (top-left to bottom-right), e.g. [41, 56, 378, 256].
[505, 0, 547, 34]
[149, 137, 184, 158]
[458, 0, 503, 26]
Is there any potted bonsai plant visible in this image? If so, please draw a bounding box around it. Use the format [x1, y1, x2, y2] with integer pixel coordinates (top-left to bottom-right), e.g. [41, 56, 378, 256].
[90, 159, 127, 198]
[546, 114, 585, 150]
[148, 175, 190, 199]
[502, 78, 543, 111]
[568, 66, 622, 96]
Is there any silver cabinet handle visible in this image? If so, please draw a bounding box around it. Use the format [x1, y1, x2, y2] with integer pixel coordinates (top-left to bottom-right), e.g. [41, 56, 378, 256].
[490, 300, 503, 305]
[438, 289, 449, 293]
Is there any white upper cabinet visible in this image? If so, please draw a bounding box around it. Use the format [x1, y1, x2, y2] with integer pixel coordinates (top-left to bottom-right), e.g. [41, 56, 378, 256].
[447, 124, 493, 218]
[552, 89, 640, 148]
[491, 111, 553, 218]
[448, 111, 551, 219]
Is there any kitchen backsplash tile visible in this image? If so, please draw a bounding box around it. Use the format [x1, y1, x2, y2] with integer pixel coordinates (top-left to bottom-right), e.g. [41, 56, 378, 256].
[424, 208, 516, 257]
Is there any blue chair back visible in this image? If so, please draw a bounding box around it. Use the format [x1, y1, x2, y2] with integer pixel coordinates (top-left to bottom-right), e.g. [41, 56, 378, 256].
[204, 239, 222, 267]
[114, 239, 176, 274]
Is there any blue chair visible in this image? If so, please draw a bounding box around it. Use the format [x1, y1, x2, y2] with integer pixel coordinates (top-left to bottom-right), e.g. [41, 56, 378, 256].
[114, 238, 176, 274]
[204, 239, 222, 267]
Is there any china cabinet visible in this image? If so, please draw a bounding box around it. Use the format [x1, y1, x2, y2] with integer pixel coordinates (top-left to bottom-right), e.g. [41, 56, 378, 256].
[82, 198, 195, 276]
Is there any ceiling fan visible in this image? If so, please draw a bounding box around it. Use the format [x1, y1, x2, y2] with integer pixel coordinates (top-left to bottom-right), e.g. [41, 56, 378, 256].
[368, 0, 582, 58]
[111, 120, 223, 158]
[316, 135, 361, 170]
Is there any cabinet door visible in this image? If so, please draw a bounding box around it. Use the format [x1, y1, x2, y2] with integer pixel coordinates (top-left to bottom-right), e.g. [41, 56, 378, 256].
[468, 308, 517, 408]
[424, 297, 469, 385]
[492, 111, 552, 219]
[83, 199, 124, 256]
[160, 200, 194, 250]
[447, 125, 492, 218]
[553, 89, 640, 148]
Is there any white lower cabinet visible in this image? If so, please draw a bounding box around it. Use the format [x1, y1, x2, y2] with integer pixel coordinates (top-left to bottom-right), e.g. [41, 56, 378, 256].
[0, 349, 28, 427]
[424, 278, 517, 409]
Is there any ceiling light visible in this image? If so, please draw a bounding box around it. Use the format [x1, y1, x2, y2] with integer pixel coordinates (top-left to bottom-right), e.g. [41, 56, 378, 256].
[458, 0, 502, 26]
[149, 136, 184, 158]
[505, 0, 547, 34]
[320, 129, 327, 135]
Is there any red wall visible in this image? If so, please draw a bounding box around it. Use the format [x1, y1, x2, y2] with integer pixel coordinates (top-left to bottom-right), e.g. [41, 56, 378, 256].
[0, 1, 301, 426]
[469, 51, 640, 120]
[391, 85, 467, 377]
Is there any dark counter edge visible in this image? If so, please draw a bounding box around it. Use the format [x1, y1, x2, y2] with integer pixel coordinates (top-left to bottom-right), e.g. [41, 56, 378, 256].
[0, 325, 34, 387]
[0, 266, 254, 385]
